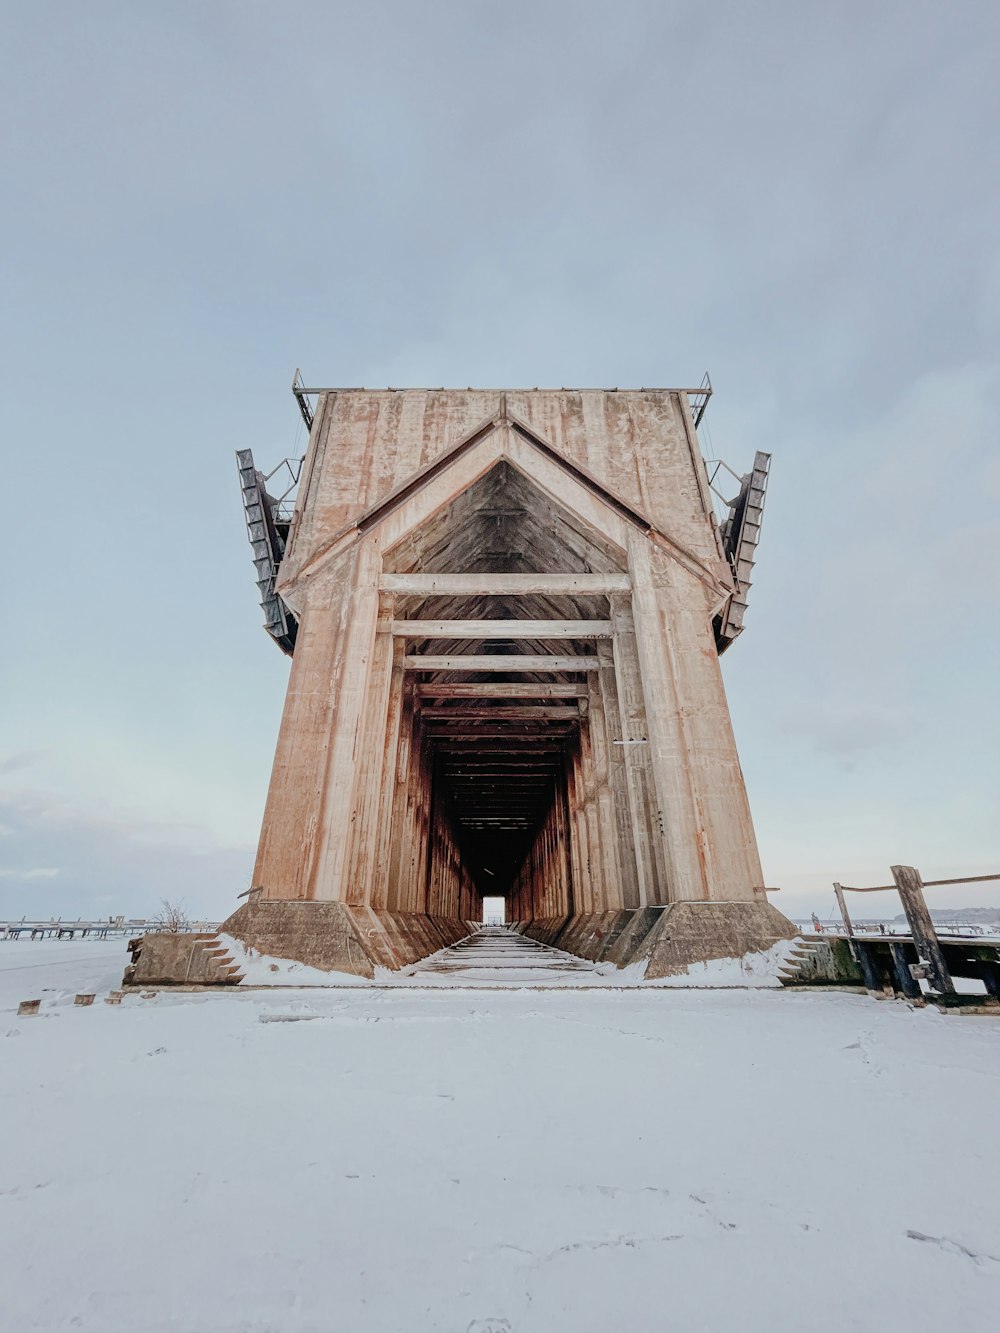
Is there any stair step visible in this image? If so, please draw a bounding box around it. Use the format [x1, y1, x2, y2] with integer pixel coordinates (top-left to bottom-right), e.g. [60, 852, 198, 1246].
[396, 926, 600, 987]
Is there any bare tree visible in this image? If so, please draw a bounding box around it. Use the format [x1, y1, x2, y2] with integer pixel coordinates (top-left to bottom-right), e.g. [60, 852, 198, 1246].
[154, 898, 190, 932]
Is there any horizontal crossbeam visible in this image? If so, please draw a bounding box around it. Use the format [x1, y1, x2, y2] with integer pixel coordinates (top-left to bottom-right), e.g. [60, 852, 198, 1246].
[445, 767, 565, 778]
[433, 742, 567, 750]
[381, 573, 630, 595]
[416, 683, 587, 699]
[425, 732, 575, 742]
[404, 655, 600, 671]
[393, 620, 612, 639]
[420, 705, 580, 721]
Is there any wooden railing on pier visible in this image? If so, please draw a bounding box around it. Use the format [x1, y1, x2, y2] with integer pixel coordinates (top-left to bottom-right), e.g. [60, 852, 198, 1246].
[829, 867, 1000, 1001]
[1, 917, 219, 941]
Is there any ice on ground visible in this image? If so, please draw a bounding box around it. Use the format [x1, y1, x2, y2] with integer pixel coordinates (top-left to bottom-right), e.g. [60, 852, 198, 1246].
[1, 938, 998, 1333]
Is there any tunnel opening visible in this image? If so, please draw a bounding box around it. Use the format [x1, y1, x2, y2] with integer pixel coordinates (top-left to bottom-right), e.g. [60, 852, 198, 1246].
[382, 460, 642, 923]
[481, 896, 506, 925]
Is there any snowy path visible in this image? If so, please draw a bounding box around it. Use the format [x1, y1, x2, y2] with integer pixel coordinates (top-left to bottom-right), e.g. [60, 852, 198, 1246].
[395, 924, 603, 985]
[2, 940, 999, 1332]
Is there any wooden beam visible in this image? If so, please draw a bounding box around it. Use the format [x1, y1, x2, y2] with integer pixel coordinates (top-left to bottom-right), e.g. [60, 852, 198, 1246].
[461, 810, 536, 821]
[450, 794, 544, 801]
[403, 655, 600, 671]
[833, 882, 854, 937]
[891, 864, 955, 995]
[837, 872, 1000, 892]
[393, 620, 612, 639]
[424, 731, 575, 741]
[432, 743, 568, 751]
[441, 757, 561, 764]
[447, 788, 550, 794]
[444, 770, 555, 777]
[443, 762, 557, 770]
[446, 783, 554, 788]
[416, 683, 587, 699]
[420, 706, 580, 721]
[424, 720, 576, 730]
[888, 942, 923, 1002]
[443, 767, 560, 774]
[381, 573, 630, 595]
[450, 795, 545, 801]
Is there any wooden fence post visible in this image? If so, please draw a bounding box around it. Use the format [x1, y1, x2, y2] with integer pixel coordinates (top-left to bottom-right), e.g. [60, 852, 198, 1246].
[833, 882, 854, 937]
[890, 865, 955, 995]
[854, 942, 883, 994]
[888, 942, 923, 1002]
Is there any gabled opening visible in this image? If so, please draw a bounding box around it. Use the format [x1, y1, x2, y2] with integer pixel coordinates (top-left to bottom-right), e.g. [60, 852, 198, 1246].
[383, 460, 625, 577]
[383, 462, 630, 912]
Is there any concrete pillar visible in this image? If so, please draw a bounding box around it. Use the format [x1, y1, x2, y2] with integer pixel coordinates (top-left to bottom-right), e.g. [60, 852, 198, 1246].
[627, 533, 764, 901]
[308, 535, 383, 902]
[609, 593, 669, 905]
[593, 647, 641, 908]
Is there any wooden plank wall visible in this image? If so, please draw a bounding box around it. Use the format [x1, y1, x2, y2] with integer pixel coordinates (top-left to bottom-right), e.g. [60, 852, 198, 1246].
[249, 389, 765, 925]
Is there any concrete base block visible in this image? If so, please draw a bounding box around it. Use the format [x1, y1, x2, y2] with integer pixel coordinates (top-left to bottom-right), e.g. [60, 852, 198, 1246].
[517, 901, 796, 976]
[218, 898, 474, 979]
[124, 932, 246, 987]
[639, 901, 797, 978]
[123, 900, 795, 985]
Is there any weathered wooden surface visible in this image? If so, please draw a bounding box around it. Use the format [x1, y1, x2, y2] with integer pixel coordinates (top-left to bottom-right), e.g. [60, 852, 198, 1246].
[891, 864, 956, 995]
[279, 391, 728, 594]
[381, 573, 631, 595]
[833, 882, 854, 937]
[403, 654, 602, 672]
[415, 682, 587, 698]
[391, 619, 613, 639]
[229, 388, 777, 975]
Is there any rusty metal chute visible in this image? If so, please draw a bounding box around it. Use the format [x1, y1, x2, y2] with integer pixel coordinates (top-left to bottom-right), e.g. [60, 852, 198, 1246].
[236, 448, 299, 654]
[709, 450, 771, 651]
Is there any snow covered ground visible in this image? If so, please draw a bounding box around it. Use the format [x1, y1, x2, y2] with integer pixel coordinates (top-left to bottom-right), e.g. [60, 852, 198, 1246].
[2, 938, 999, 1332]
[222, 926, 802, 988]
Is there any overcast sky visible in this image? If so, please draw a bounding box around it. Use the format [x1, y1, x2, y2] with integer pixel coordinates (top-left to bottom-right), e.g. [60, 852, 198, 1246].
[2, 0, 998, 924]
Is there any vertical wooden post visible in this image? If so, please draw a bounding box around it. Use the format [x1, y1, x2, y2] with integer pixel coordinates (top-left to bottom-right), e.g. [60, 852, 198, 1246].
[854, 941, 883, 994]
[833, 882, 854, 937]
[981, 963, 1000, 1001]
[609, 593, 664, 906]
[345, 589, 399, 907]
[890, 865, 955, 995]
[374, 639, 408, 911]
[888, 942, 923, 1002]
[308, 537, 383, 902]
[596, 641, 641, 909]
